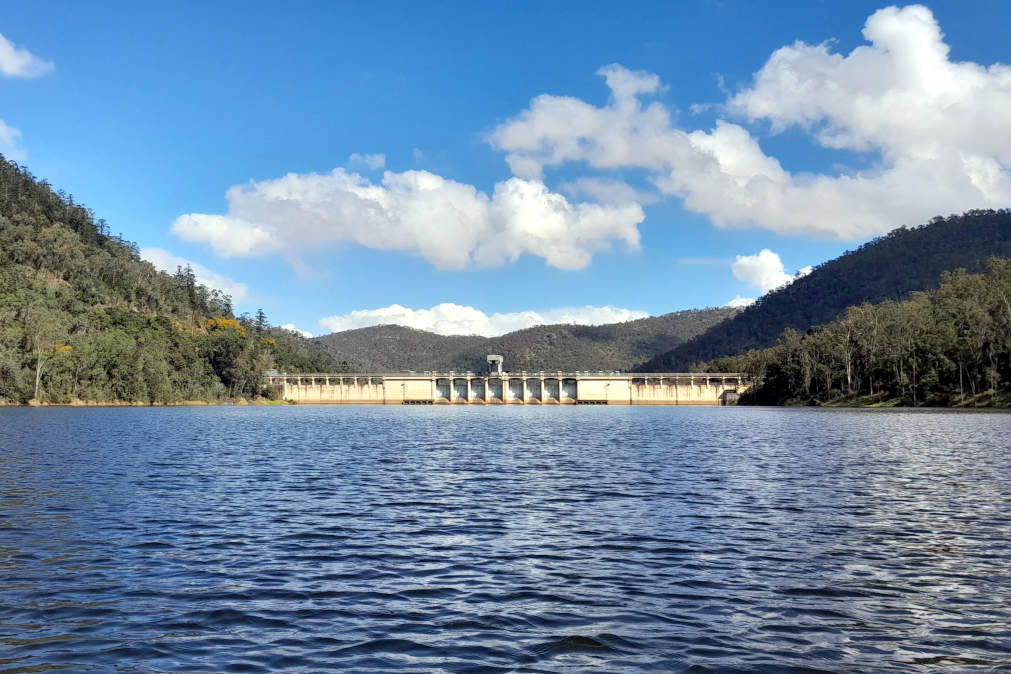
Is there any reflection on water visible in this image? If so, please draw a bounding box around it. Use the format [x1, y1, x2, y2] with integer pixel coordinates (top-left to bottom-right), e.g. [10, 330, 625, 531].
[1, 406, 1010, 672]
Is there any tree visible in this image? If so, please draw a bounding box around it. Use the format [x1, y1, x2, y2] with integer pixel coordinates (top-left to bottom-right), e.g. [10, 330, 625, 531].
[21, 302, 69, 403]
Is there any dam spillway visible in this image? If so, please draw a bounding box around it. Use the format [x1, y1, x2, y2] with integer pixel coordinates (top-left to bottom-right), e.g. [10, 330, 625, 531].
[266, 371, 751, 406]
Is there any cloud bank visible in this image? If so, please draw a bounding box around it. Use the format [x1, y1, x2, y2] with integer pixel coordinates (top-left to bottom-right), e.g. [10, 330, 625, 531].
[140, 247, 249, 303]
[0, 32, 53, 78]
[490, 5, 1011, 240]
[318, 303, 649, 337]
[173, 168, 643, 270]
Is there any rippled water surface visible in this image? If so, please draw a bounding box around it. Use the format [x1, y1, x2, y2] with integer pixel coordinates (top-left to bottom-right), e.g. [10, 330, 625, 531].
[1, 406, 1010, 672]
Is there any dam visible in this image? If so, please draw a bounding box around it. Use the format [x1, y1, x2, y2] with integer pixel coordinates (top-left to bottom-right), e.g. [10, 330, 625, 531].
[266, 355, 750, 406]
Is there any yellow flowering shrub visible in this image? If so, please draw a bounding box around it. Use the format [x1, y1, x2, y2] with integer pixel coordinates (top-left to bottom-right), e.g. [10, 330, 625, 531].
[205, 317, 247, 337]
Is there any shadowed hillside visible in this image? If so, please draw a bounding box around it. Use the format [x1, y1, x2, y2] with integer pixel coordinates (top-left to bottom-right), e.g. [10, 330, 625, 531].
[311, 326, 486, 372]
[314, 308, 737, 372]
[638, 210, 1011, 372]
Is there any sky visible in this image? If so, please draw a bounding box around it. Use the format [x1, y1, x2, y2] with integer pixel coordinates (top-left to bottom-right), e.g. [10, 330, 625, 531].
[3, 1, 1011, 337]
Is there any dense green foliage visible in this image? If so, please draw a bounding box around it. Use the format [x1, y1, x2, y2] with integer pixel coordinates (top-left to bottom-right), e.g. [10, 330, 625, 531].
[315, 308, 738, 372]
[0, 156, 342, 404]
[714, 259, 1011, 406]
[639, 210, 1011, 372]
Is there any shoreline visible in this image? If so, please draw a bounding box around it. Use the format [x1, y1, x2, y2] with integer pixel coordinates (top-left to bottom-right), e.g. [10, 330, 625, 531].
[0, 398, 293, 408]
[4, 399, 1011, 411]
[734, 393, 1011, 410]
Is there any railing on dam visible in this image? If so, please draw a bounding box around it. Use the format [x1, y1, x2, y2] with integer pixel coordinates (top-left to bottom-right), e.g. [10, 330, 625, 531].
[264, 371, 748, 381]
[265, 372, 753, 406]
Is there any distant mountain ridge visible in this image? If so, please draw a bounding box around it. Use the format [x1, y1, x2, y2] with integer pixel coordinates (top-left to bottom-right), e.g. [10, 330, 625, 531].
[314, 308, 738, 372]
[639, 210, 1011, 372]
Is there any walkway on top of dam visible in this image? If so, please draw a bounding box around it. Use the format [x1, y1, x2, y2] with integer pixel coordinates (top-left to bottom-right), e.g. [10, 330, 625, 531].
[265, 371, 749, 382]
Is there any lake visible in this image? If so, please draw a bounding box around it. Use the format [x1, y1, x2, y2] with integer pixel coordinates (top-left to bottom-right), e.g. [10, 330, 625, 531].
[1, 406, 1009, 672]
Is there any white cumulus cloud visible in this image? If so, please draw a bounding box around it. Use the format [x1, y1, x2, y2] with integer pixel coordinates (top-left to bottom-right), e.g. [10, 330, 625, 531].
[318, 302, 649, 337]
[280, 323, 313, 339]
[726, 295, 756, 308]
[140, 247, 249, 303]
[732, 249, 795, 294]
[731, 249, 812, 298]
[0, 32, 53, 78]
[172, 167, 643, 270]
[488, 63, 679, 180]
[0, 119, 25, 161]
[488, 6, 1011, 240]
[348, 153, 386, 170]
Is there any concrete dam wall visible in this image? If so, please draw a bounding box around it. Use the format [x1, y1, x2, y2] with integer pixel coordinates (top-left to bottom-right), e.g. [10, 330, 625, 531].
[266, 372, 750, 406]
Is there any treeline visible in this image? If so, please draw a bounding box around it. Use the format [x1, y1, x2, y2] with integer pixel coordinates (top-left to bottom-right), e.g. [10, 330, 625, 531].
[448, 308, 738, 373]
[713, 259, 1011, 406]
[640, 209, 1011, 372]
[316, 308, 739, 373]
[0, 156, 344, 404]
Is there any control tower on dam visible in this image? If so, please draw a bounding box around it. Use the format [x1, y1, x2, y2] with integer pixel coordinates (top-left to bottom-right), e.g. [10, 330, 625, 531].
[266, 355, 750, 406]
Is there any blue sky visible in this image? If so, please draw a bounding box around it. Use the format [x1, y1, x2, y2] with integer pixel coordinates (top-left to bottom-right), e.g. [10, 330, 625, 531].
[3, 1, 1010, 336]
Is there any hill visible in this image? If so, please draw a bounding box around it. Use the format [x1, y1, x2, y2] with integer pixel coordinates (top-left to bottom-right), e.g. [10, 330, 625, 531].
[312, 325, 486, 372]
[314, 308, 737, 372]
[0, 156, 342, 404]
[638, 210, 1011, 372]
[720, 258, 1011, 407]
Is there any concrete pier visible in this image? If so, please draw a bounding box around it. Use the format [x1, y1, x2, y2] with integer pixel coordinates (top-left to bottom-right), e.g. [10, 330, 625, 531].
[266, 371, 750, 406]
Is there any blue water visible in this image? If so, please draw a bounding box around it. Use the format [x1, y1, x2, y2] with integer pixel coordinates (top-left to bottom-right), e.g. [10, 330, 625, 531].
[1, 406, 1010, 672]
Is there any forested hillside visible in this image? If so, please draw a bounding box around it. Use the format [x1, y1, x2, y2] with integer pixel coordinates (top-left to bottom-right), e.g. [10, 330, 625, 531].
[314, 325, 485, 372]
[0, 156, 341, 404]
[714, 259, 1011, 407]
[639, 210, 1011, 372]
[315, 308, 737, 372]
